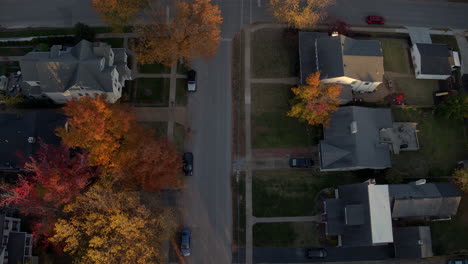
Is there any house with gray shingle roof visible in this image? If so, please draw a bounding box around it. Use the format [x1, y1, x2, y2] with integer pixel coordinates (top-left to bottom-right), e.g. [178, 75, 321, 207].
[299, 32, 384, 94]
[19, 40, 132, 104]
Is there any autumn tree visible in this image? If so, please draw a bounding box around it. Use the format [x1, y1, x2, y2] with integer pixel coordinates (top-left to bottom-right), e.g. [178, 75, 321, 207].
[453, 168, 468, 193]
[269, 0, 332, 29]
[1, 143, 97, 243]
[133, 0, 223, 66]
[56, 96, 141, 170]
[51, 183, 177, 264]
[91, 0, 147, 32]
[287, 72, 342, 126]
[120, 137, 183, 192]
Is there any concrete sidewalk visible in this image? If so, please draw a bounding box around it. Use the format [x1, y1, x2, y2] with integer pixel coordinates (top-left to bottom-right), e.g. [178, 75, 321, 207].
[253, 215, 321, 224]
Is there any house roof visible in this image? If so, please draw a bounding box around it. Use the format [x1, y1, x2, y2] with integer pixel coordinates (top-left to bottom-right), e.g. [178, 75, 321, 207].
[389, 182, 461, 218]
[20, 40, 131, 94]
[394, 226, 433, 259]
[0, 110, 65, 170]
[299, 32, 384, 84]
[415, 43, 452, 75]
[320, 106, 393, 171]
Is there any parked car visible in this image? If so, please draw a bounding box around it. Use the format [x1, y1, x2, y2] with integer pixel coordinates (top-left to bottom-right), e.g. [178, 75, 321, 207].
[289, 157, 314, 168]
[180, 228, 191, 257]
[306, 248, 327, 258]
[183, 152, 193, 176]
[366, 16, 385, 25]
[187, 70, 197, 92]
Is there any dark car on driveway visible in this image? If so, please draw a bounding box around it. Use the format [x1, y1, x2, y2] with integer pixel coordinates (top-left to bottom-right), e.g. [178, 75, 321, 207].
[180, 228, 191, 257]
[187, 70, 197, 92]
[366, 16, 385, 25]
[183, 152, 193, 176]
[306, 248, 327, 258]
[448, 259, 468, 264]
[289, 157, 314, 168]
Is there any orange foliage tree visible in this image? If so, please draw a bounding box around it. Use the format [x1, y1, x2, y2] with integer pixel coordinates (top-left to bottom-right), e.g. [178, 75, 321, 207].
[91, 0, 147, 32]
[269, 0, 332, 29]
[133, 0, 223, 66]
[287, 72, 342, 126]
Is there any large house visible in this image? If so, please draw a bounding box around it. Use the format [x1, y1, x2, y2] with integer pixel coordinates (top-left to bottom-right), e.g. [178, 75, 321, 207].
[299, 32, 384, 93]
[319, 106, 419, 171]
[19, 40, 132, 104]
[0, 110, 65, 171]
[0, 212, 35, 264]
[323, 180, 461, 258]
[411, 43, 460, 80]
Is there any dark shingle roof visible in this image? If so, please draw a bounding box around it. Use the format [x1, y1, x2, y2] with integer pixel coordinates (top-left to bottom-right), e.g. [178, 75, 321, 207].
[320, 106, 392, 171]
[394, 226, 433, 259]
[416, 43, 451, 75]
[342, 37, 383, 57]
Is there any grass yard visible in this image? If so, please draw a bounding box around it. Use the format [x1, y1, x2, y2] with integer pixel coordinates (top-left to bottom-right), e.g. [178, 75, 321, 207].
[139, 122, 167, 138]
[136, 78, 170, 105]
[251, 28, 299, 78]
[391, 108, 466, 177]
[253, 170, 357, 217]
[379, 38, 412, 74]
[139, 63, 170, 74]
[174, 123, 185, 152]
[394, 77, 439, 106]
[251, 83, 319, 148]
[0, 47, 33, 56]
[431, 192, 468, 255]
[233, 172, 246, 246]
[253, 222, 319, 247]
[175, 79, 188, 106]
[96, 38, 124, 48]
[431, 35, 460, 51]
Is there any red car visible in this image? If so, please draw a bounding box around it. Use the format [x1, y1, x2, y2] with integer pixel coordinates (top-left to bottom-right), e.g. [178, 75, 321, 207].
[366, 16, 385, 25]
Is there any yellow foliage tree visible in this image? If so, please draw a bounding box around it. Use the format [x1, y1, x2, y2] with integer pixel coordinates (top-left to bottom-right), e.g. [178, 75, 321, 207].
[269, 0, 332, 29]
[453, 168, 468, 193]
[92, 0, 147, 32]
[133, 0, 223, 66]
[51, 183, 177, 264]
[287, 72, 342, 126]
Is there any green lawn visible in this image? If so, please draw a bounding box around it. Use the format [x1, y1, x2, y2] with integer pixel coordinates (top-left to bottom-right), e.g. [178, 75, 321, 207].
[394, 77, 439, 106]
[379, 38, 412, 74]
[252, 83, 319, 148]
[233, 173, 246, 246]
[253, 222, 319, 247]
[251, 28, 299, 78]
[391, 108, 466, 177]
[253, 170, 357, 217]
[431, 192, 468, 255]
[139, 63, 170, 74]
[175, 79, 188, 106]
[96, 38, 124, 48]
[136, 78, 170, 105]
[0, 47, 33, 56]
[139, 122, 167, 138]
[174, 123, 185, 152]
[431, 35, 460, 51]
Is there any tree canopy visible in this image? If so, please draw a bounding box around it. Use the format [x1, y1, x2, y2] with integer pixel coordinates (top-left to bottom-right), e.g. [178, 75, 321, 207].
[268, 0, 332, 29]
[435, 94, 468, 121]
[287, 72, 342, 126]
[91, 0, 147, 32]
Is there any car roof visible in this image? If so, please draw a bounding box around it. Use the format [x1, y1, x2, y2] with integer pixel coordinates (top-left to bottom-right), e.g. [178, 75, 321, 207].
[187, 70, 196, 79]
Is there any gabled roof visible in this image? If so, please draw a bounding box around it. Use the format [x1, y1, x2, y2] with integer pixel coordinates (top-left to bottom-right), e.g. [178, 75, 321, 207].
[394, 226, 433, 259]
[320, 106, 392, 171]
[389, 182, 461, 218]
[415, 43, 451, 75]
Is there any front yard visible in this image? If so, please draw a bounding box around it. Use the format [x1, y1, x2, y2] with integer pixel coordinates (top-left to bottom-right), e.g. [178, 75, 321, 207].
[391, 108, 466, 177]
[253, 222, 319, 247]
[251, 28, 299, 78]
[252, 170, 358, 217]
[378, 38, 412, 74]
[251, 83, 319, 148]
[136, 78, 170, 105]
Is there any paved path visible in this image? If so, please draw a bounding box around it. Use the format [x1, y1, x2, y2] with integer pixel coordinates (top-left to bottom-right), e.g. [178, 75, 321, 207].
[134, 107, 187, 126]
[253, 215, 321, 224]
[167, 64, 178, 140]
[406, 27, 432, 44]
[251, 78, 298, 85]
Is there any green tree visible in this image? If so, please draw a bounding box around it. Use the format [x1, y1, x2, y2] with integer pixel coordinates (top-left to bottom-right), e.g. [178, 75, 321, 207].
[435, 94, 468, 120]
[74, 22, 96, 42]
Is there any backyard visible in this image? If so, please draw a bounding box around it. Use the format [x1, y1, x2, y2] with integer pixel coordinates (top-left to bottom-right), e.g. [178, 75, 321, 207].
[251, 83, 319, 148]
[391, 108, 466, 177]
[251, 28, 299, 78]
[252, 170, 357, 217]
[394, 77, 439, 106]
[253, 222, 319, 247]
